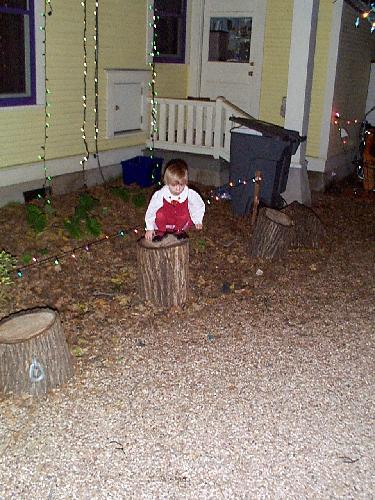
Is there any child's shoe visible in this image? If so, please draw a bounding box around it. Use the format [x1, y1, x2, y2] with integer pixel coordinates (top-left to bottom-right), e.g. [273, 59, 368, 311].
[153, 232, 167, 242]
[174, 231, 188, 240]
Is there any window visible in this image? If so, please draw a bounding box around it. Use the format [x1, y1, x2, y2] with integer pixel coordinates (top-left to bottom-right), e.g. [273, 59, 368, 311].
[154, 0, 186, 63]
[0, 0, 36, 106]
[208, 17, 252, 63]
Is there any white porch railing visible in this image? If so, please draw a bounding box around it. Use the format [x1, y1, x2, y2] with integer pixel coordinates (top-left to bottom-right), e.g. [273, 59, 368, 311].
[147, 96, 251, 162]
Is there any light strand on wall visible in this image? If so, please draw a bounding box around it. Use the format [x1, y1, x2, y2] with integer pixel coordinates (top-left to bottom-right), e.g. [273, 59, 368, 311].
[148, 3, 159, 158]
[80, 0, 90, 187]
[354, 3, 375, 31]
[38, 0, 53, 205]
[93, 0, 106, 183]
[333, 111, 359, 145]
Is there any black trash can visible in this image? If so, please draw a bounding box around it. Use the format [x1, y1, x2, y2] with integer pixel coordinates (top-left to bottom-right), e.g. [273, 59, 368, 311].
[229, 116, 305, 215]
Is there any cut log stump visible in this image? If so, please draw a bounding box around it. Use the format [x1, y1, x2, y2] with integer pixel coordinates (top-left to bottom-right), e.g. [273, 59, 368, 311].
[249, 207, 294, 259]
[282, 201, 325, 249]
[0, 308, 74, 397]
[137, 234, 189, 308]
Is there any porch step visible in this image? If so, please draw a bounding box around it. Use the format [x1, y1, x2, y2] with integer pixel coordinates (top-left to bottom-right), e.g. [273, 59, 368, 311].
[148, 150, 229, 188]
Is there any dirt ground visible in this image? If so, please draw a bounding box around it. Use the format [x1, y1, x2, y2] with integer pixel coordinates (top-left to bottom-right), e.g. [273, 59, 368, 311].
[0, 175, 374, 370]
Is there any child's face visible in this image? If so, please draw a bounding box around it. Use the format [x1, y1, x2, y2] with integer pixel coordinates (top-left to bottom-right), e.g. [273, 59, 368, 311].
[168, 181, 186, 196]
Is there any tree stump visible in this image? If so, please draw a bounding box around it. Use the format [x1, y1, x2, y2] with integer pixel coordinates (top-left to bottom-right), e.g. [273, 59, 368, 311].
[282, 201, 325, 249]
[0, 308, 74, 397]
[249, 207, 294, 259]
[137, 234, 189, 307]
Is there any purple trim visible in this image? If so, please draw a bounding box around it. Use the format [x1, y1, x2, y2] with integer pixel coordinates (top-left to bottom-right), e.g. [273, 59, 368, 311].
[154, 0, 186, 64]
[0, 0, 36, 107]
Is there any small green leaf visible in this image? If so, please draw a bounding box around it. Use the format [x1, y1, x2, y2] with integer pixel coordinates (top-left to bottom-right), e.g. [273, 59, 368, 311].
[85, 216, 101, 237]
[131, 192, 146, 208]
[71, 346, 84, 357]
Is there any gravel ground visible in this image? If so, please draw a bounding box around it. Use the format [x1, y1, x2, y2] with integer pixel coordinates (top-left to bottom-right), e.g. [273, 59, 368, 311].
[0, 182, 374, 499]
[0, 297, 374, 499]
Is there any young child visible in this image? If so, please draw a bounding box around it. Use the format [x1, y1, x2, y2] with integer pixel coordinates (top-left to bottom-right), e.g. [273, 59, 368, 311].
[144, 159, 205, 241]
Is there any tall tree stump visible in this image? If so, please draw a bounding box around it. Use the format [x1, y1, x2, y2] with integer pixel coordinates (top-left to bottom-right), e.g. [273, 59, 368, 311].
[282, 201, 325, 249]
[0, 308, 74, 397]
[137, 234, 189, 307]
[249, 207, 294, 259]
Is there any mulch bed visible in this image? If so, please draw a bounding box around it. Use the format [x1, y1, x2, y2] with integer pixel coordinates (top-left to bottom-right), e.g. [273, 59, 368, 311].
[0, 175, 374, 368]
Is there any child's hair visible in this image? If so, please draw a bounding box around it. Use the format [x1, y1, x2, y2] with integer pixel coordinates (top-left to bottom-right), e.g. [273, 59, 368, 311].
[163, 159, 188, 185]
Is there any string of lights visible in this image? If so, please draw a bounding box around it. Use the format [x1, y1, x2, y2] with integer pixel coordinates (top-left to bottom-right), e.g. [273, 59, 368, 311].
[148, 3, 158, 159]
[93, 0, 106, 183]
[333, 111, 360, 146]
[353, 3, 375, 31]
[14, 225, 142, 279]
[39, 0, 53, 205]
[80, 0, 90, 186]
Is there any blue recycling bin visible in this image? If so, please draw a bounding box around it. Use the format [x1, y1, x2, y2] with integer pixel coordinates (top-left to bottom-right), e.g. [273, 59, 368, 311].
[121, 156, 163, 188]
[229, 117, 305, 214]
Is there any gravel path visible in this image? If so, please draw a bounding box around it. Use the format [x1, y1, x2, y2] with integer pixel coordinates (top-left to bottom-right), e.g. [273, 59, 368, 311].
[0, 186, 374, 499]
[1, 295, 374, 499]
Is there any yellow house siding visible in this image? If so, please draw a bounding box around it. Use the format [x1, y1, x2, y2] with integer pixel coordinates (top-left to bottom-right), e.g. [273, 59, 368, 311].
[306, 0, 333, 158]
[259, 0, 293, 126]
[0, 0, 149, 170]
[155, 64, 189, 99]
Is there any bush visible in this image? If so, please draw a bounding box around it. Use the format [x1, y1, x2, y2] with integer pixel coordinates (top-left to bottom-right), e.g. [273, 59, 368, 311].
[0, 250, 17, 286]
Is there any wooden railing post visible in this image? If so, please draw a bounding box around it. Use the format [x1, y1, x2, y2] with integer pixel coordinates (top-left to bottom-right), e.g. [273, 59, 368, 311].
[147, 96, 251, 161]
[214, 96, 224, 159]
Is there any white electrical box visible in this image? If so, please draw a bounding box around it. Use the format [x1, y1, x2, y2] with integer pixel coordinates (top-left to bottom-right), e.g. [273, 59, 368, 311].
[106, 69, 150, 138]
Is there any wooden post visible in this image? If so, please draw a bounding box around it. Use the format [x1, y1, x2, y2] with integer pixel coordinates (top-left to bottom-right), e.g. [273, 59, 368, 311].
[249, 207, 294, 259]
[137, 234, 189, 307]
[0, 308, 74, 397]
[251, 170, 262, 226]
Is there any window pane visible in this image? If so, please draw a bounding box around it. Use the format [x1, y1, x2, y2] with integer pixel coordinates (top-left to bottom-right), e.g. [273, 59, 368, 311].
[208, 17, 252, 63]
[156, 17, 179, 56]
[0, 12, 26, 94]
[155, 0, 182, 15]
[0, 1, 28, 8]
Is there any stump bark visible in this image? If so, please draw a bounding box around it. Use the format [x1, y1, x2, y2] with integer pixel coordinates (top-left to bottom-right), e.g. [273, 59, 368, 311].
[282, 201, 325, 249]
[249, 207, 294, 259]
[137, 234, 189, 307]
[0, 308, 74, 397]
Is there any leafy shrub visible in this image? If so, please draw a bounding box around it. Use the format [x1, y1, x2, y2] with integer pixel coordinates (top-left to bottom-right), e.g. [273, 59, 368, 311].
[0, 250, 17, 286]
[25, 204, 47, 233]
[131, 192, 146, 208]
[64, 193, 101, 239]
[111, 186, 130, 202]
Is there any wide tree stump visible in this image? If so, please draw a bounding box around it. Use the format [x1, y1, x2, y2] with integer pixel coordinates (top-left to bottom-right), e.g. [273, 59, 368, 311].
[0, 308, 74, 397]
[137, 234, 189, 307]
[282, 201, 325, 249]
[249, 207, 294, 259]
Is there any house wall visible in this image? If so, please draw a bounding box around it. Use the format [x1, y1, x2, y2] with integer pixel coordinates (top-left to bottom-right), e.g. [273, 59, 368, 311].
[258, 0, 293, 126]
[327, 4, 375, 159]
[154, 64, 189, 98]
[365, 62, 375, 125]
[306, 0, 333, 159]
[0, 0, 149, 171]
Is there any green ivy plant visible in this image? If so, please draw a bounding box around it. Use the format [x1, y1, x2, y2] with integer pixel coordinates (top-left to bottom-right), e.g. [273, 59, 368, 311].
[0, 250, 17, 287]
[131, 191, 146, 208]
[25, 204, 47, 233]
[111, 186, 130, 202]
[64, 193, 101, 239]
[111, 186, 146, 208]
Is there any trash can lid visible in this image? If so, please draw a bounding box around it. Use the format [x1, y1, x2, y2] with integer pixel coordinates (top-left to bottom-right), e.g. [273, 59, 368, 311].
[230, 116, 306, 150]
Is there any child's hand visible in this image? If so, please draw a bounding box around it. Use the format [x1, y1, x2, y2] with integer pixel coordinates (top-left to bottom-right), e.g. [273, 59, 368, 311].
[195, 224, 203, 230]
[145, 230, 155, 241]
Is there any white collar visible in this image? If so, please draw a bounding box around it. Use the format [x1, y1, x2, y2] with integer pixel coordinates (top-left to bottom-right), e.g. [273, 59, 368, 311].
[163, 185, 188, 202]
